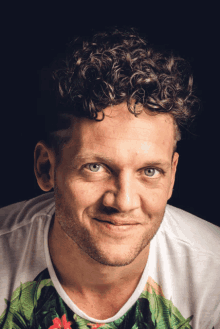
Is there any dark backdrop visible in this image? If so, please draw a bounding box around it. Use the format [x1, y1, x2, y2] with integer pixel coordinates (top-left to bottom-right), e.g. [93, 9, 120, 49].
[1, 3, 219, 227]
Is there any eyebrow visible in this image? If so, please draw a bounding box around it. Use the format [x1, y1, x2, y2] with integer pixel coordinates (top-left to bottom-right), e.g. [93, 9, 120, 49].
[73, 153, 115, 164]
[73, 153, 171, 168]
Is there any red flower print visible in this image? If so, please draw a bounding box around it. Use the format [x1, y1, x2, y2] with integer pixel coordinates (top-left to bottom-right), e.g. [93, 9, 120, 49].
[87, 323, 106, 329]
[49, 314, 72, 329]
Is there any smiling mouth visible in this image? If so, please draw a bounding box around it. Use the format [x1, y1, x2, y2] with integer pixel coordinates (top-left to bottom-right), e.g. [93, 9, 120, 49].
[94, 218, 138, 226]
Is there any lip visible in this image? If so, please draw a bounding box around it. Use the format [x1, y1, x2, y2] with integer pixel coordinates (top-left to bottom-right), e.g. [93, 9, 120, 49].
[94, 218, 138, 226]
[94, 217, 139, 226]
[93, 218, 139, 233]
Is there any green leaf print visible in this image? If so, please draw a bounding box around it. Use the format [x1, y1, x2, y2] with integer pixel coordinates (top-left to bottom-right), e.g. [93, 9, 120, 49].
[0, 270, 193, 329]
[140, 285, 193, 328]
[73, 314, 91, 329]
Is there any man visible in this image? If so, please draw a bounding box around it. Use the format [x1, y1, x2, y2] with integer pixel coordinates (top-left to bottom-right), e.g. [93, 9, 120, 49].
[0, 28, 220, 328]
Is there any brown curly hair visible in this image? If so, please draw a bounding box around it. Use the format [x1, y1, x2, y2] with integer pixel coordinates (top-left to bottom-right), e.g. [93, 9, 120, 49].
[43, 27, 199, 159]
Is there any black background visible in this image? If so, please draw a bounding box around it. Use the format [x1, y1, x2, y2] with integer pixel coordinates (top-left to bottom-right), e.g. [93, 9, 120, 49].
[1, 3, 219, 227]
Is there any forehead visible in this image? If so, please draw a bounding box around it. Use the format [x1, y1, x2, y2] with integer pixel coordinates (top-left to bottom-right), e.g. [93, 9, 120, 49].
[63, 103, 175, 163]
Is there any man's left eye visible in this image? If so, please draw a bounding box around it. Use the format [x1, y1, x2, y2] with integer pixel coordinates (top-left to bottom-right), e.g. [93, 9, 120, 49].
[86, 164, 102, 172]
[144, 168, 159, 177]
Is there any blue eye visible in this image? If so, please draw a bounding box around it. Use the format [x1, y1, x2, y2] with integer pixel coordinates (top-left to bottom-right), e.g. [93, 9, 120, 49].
[144, 168, 157, 177]
[87, 164, 101, 172]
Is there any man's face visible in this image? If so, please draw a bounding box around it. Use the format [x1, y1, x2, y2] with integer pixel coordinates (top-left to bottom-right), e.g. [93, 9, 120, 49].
[53, 103, 178, 267]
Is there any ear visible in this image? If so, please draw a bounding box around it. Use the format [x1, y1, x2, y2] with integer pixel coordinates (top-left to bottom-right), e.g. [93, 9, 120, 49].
[34, 141, 55, 192]
[168, 152, 179, 200]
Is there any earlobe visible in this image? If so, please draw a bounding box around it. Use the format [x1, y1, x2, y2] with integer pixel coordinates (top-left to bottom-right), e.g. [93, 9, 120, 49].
[34, 141, 55, 192]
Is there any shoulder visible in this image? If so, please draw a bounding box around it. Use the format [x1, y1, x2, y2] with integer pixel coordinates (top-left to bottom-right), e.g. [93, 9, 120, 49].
[0, 192, 55, 236]
[155, 205, 220, 328]
[163, 204, 220, 257]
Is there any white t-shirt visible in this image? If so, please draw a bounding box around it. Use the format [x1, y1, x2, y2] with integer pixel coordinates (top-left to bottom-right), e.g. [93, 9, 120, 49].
[0, 192, 220, 328]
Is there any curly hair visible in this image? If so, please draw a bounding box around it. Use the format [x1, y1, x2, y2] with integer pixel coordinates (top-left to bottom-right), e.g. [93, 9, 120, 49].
[42, 27, 199, 160]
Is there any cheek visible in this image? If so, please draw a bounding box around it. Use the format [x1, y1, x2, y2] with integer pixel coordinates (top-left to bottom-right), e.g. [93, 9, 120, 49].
[141, 182, 171, 214]
[61, 175, 106, 211]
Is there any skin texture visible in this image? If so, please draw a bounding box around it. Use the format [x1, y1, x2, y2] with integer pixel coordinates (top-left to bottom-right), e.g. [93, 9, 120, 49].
[34, 103, 179, 319]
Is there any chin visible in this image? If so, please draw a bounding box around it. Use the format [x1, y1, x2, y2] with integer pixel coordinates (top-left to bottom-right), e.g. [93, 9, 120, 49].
[79, 240, 148, 267]
[91, 256, 139, 267]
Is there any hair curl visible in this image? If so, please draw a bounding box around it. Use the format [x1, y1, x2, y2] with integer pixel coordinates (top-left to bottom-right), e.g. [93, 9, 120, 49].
[42, 27, 199, 159]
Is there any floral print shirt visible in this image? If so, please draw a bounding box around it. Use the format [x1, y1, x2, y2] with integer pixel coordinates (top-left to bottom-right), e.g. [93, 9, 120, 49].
[0, 268, 193, 329]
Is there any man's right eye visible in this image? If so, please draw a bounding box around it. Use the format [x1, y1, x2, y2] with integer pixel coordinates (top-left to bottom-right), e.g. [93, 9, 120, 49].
[85, 163, 102, 172]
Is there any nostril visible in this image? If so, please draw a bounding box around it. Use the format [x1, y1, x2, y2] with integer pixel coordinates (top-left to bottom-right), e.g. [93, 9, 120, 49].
[102, 206, 119, 215]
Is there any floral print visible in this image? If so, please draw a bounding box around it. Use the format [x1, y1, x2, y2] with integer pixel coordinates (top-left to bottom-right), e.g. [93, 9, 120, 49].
[0, 268, 193, 328]
[87, 323, 106, 328]
[49, 314, 72, 329]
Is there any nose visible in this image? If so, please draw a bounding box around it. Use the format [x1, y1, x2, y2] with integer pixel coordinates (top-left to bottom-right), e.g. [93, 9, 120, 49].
[102, 171, 140, 213]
